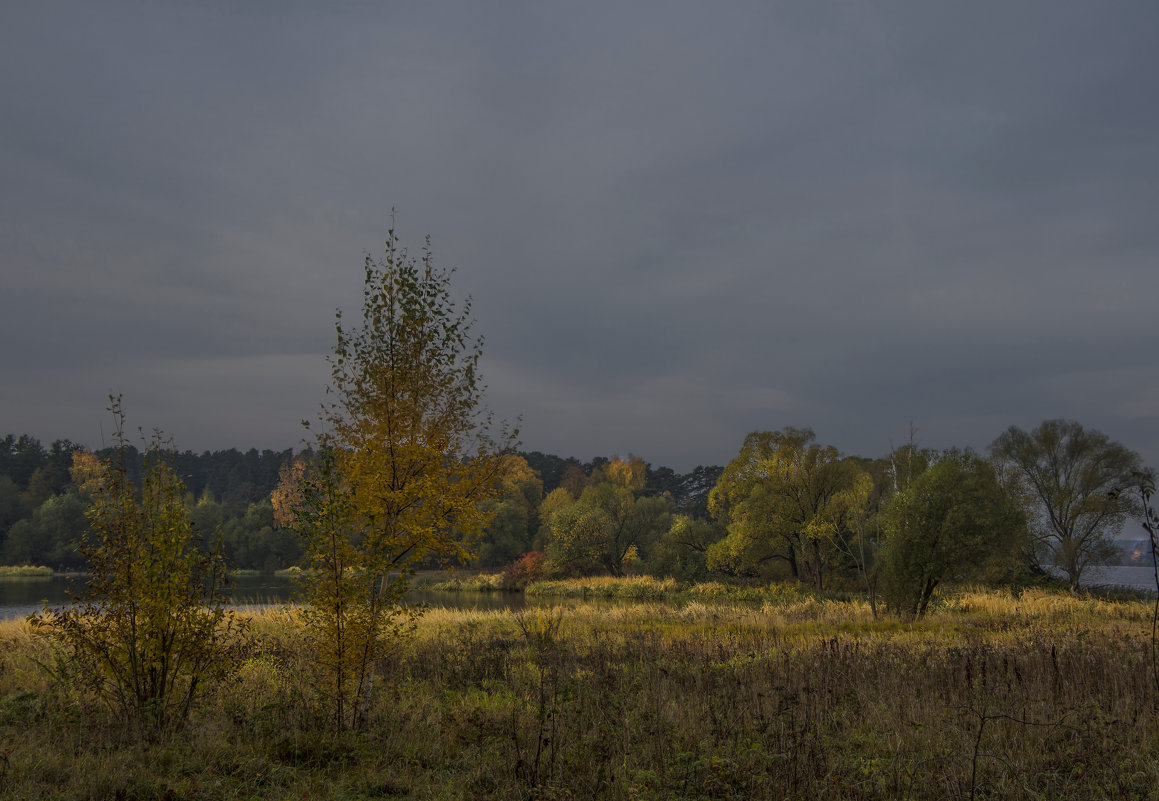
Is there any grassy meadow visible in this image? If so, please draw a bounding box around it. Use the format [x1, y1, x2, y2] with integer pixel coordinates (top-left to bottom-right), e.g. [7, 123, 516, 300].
[0, 583, 1155, 799]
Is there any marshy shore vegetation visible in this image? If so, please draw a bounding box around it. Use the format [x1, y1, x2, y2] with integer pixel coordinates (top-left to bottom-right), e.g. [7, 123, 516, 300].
[0, 566, 52, 578]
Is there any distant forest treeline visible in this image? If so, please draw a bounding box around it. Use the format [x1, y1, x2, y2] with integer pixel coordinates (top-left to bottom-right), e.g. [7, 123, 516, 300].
[0, 433, 722, 573]
[0, 434, 298, 571]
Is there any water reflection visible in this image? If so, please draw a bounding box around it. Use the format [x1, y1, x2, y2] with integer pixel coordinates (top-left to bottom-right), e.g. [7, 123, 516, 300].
[0, 574, 527, 620]
[0, 575, 77, 620]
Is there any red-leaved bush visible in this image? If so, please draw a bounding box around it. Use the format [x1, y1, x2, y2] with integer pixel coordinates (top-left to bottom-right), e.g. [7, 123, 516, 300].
[503, 551, 550, 589]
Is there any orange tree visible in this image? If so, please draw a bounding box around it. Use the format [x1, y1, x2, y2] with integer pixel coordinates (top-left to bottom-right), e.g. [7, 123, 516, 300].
[296, 221, 511, 729]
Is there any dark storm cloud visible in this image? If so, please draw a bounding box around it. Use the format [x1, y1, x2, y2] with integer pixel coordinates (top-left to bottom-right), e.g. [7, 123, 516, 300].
[2, 2, 1157, 470]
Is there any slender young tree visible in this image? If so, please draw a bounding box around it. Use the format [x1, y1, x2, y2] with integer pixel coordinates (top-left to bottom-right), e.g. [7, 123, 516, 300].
[296, 220, 511, 729]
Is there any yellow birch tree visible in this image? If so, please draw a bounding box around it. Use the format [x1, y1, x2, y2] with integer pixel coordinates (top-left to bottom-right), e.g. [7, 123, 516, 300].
[296, 220, 512, 729]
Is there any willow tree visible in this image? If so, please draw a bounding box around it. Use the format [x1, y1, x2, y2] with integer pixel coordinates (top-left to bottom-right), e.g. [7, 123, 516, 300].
[298, 222, 510, 729]
[879, 450, 1026, 619]
[991, 419, 1141, 592]
[707, 428, 865, 589]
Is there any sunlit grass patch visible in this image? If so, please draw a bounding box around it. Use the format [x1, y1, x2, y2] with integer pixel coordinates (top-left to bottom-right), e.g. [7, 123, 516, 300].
[941, 586, 1153, 630]
[424, 572, 508, 592]
[0, 565, 53, 577]
[525, 574, 684, 598]
[235, 603, 306, 636]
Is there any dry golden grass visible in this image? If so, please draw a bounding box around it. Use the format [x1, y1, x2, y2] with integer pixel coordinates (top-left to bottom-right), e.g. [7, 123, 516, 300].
[0, 585, 1154, 799]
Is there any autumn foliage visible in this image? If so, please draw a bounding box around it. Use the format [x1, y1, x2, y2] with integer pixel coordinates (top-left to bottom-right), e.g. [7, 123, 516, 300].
[291, 222, 511, 728]
[32, 398, 242, 732]
[503, 551, 550, 589]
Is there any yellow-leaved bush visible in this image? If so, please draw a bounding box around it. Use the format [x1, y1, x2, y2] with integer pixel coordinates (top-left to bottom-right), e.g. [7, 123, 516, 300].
[32, 396, 243, 732]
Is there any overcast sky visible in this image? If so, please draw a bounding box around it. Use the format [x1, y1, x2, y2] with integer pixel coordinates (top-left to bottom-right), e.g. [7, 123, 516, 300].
[2, 2, 1157, 472]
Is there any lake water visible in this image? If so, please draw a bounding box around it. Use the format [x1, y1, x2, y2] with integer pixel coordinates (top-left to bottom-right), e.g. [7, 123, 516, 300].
[3, 566, 1153, 621]
[1064, 564, 1157, 592]
[0, 574, 527, 621]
